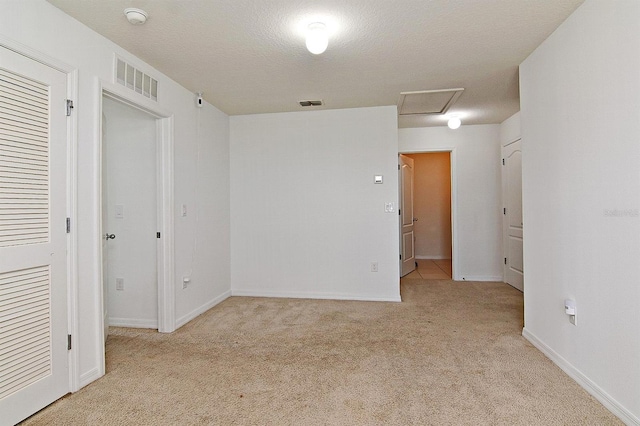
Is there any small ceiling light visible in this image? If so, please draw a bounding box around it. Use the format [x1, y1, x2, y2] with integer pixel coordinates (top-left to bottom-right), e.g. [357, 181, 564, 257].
[447, 116, 461, 130]
[306, 22, 328, 55]
[124, 8, 148, 25]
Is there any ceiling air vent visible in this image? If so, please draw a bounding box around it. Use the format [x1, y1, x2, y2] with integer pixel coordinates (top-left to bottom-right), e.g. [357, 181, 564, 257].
[398, 88, 464, 115]
[115, 57, 158, 101]
[299, 100, 323, 107]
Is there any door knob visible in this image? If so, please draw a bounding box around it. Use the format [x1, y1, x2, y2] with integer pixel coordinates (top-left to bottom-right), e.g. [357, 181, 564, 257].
[105, 233, 116, 240]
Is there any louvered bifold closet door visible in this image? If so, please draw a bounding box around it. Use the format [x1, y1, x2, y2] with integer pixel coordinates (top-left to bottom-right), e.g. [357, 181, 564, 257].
[0, 46, 68, 425]
[0, 68, 49, 248]
[0, 66, 52, 399]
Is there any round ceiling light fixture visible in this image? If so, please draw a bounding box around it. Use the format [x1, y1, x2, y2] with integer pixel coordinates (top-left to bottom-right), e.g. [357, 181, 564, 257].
[306, 22, 328, 55]
[447, 116, 461, 130]
[124, 8, 148, 25]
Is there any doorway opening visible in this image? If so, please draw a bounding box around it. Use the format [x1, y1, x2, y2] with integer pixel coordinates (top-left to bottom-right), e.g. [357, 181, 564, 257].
[98, 80, 175, 360]
[399, 150, 458, 280]
[102, 97, 158, 331]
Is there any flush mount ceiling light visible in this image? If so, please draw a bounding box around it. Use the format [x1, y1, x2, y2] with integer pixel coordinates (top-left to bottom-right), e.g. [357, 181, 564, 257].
[124, 8, 148, 25]
[306, 22, 328, 54]
[447, 116, 462, 130]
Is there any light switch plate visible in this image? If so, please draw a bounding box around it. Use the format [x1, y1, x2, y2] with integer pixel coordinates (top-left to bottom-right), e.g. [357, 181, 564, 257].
[115, 205, 124, 219]
[374, 175, 383, 184]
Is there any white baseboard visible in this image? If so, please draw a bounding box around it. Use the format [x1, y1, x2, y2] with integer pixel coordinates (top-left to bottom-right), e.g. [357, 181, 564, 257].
[459, 275, 503, 282]
[79, 367, 101, 389]
[523, 328, 639, 425]
[175, 290, 232, 328]
[108, 317, 158, 329]
[415, 256, 451, 260]
[231, 289, 401, 302]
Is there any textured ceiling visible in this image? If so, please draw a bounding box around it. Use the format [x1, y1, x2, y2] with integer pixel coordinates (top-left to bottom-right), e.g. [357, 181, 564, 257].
[46, 0, 584, 127]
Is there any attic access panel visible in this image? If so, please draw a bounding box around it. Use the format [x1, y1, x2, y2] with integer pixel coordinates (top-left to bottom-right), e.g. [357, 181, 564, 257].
[398, 88, 464, 115]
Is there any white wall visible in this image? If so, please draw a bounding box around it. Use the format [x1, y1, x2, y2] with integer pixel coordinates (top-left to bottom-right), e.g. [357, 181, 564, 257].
[230, 106, 400, 302]
[499, 112, 521, 146]
[407, 153, 452, 259]
[398, 125, 502, 281]
[520, 1, 640, 423]
[0, 0, 231, 388]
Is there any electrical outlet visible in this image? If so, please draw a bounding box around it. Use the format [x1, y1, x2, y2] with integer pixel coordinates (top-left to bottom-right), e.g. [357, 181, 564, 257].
[182, 276, 191, 289]
[116, 278, 124, 291]
[371, 262, 378, 272]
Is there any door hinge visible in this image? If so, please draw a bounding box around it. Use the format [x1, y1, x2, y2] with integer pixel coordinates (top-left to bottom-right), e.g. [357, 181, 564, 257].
[66, 99, 74, 116]
[503, 208, 506, 215]
[66, 217, 71, 233]
[157, 232, 161, 239]
[398, 164, 400, 170]
[504, 257, 507, 265]
[502, 158, 505, 166]
[67, 334, 72, 350]
[400, 254, 402, 260]
[398, 209, 401, 216]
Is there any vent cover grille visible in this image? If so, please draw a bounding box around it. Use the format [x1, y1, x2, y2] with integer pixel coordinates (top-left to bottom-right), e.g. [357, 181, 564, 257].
[115, 57, 158, 101]
[398, 88, 464, 115]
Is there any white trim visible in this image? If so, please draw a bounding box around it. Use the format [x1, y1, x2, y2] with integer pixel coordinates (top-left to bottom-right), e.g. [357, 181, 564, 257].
[0, 36, 81, 394]
[156, 116, 175, 333]
[175, 290, 233, 328]
[0, 34, 74, 73]
[523, 328, 639, 425]
[94, 78, 106, 380]
[79, 368, 102, 389]
[459, 276, 503, 282]
[108, 318, 158, 329]
[398, 148, 459, 280]
[65, 69, 80, 392]
[97, 79, 176, 349]
[415, 256, 452, 260]
[232, 289, 402, 302]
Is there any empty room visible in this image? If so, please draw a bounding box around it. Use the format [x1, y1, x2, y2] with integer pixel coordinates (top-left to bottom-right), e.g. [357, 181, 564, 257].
[0, 1, 638, 424]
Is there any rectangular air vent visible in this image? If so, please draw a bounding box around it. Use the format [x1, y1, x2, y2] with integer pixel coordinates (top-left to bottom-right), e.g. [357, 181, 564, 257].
[299, 100, 323, 107]
[115, 57, 158, 101]
[398, 88, 464, 115]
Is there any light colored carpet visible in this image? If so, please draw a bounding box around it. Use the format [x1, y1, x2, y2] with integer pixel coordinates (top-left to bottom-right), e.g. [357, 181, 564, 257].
[22, 279, 621, 425]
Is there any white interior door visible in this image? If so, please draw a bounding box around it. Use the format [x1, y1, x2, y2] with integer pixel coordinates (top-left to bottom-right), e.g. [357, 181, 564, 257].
[0, 47, 69, 425]
[101, 112, 109, 343]
[102, 97, 158, 328]
[503, 139, 523, 291]
[399, 154, 416, 277]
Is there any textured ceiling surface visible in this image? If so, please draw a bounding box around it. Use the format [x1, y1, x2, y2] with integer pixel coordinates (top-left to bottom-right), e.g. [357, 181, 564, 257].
[46, 0, 584, 127]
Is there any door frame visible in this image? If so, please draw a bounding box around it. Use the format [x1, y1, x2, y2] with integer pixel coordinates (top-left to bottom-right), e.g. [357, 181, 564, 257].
[398, 148, 459, 280]
[97, 79, 175, 347]
[0, 36, 80, 391]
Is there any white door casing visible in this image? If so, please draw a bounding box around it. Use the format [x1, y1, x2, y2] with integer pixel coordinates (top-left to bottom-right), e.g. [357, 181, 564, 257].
[502, 139, 523, 291]
[399, 154, 416, 277]
[98, 80, 174, 339]
[0, 46, 68, 425]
